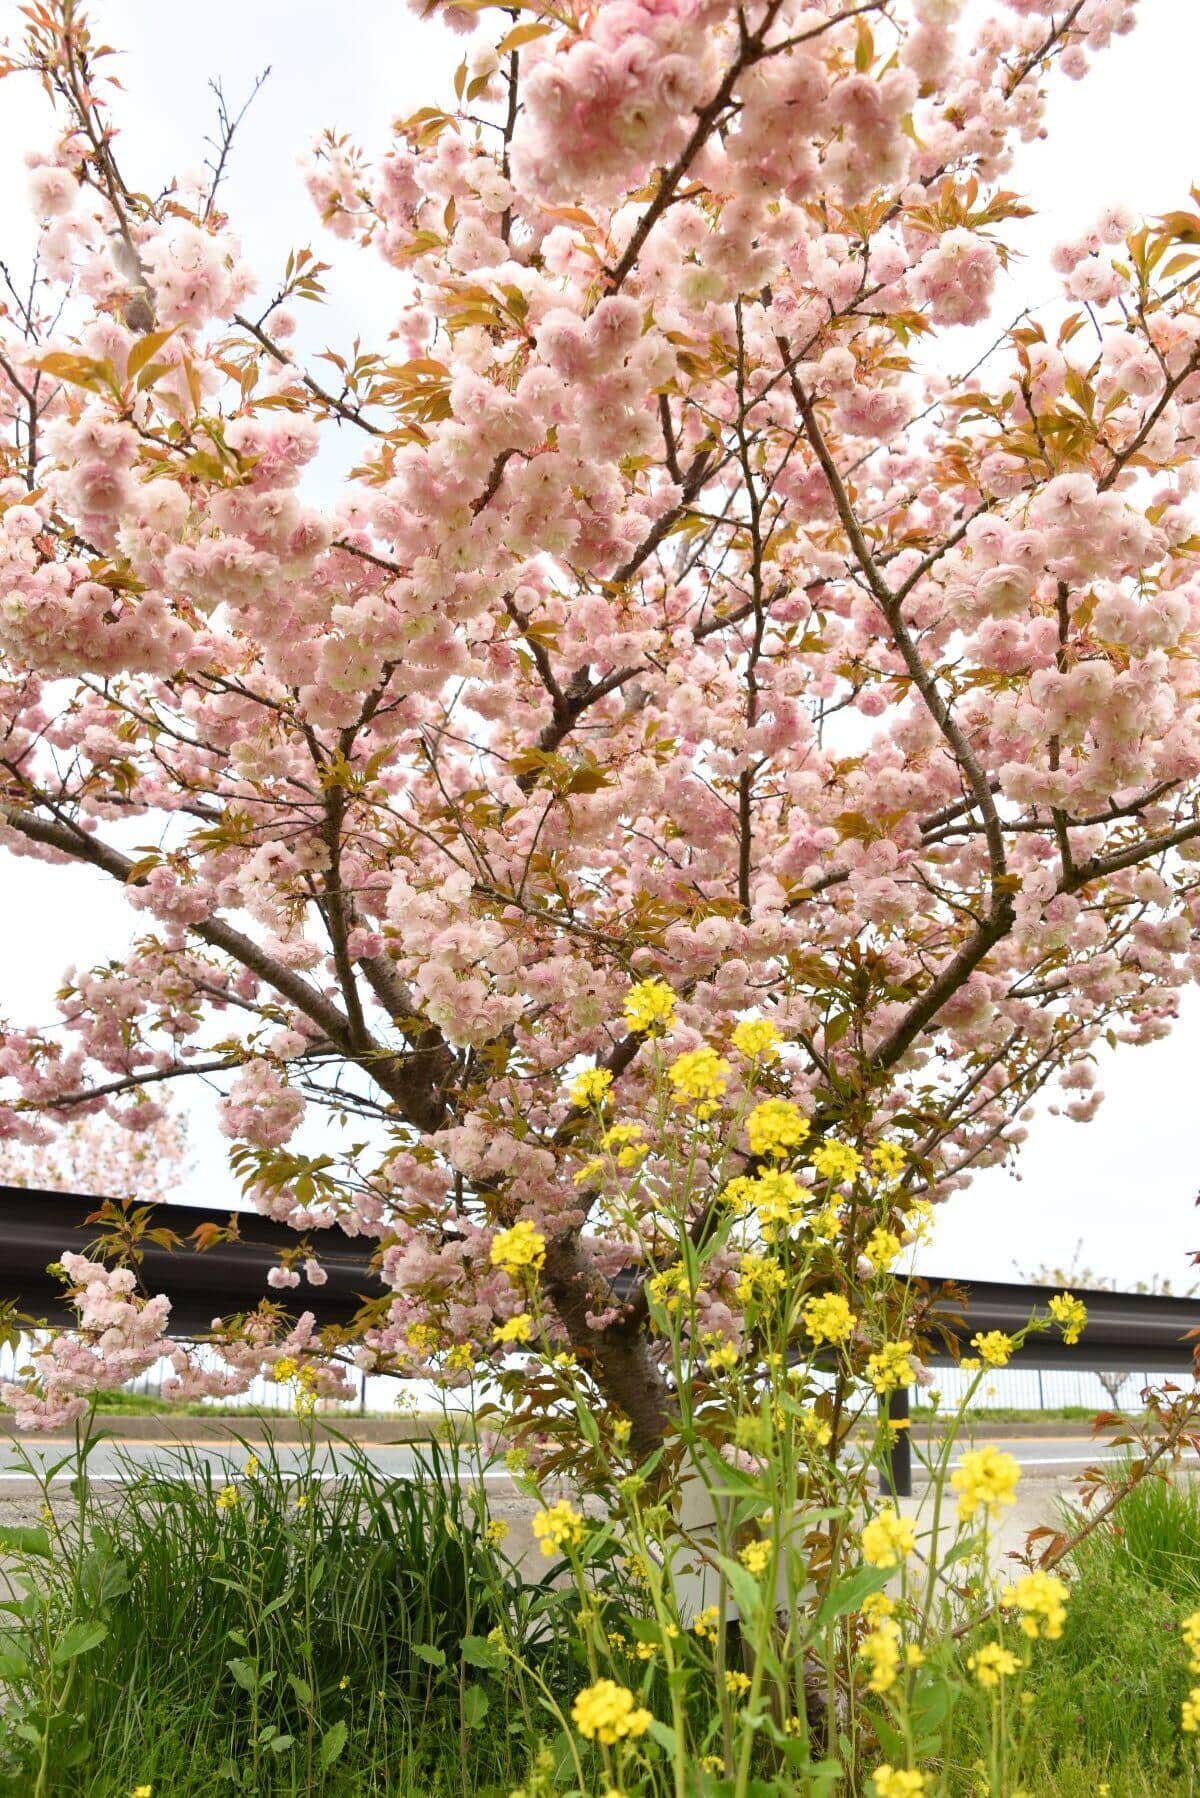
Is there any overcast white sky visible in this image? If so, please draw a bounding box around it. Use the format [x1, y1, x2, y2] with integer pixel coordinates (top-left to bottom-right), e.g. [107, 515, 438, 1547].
[0, 1, 1196, 1288]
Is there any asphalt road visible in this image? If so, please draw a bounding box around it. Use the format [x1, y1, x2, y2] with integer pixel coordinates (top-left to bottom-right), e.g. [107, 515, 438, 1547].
[0, 1437, 483, 1491]
[0, 1432, 1190, 1494]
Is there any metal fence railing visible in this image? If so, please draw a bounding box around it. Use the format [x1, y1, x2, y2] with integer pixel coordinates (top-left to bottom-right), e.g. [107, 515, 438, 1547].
[917, 1363, 1170, 1413]
[0, 1333, 1188, 1426]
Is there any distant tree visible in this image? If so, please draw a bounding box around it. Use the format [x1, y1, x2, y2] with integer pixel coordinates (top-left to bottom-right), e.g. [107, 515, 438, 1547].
[0, 1108, 189, 1205]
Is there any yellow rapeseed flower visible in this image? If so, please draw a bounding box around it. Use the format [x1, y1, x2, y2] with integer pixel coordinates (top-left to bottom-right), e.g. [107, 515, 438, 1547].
[532, 1499, 585, 1557]
[971, 1331, 1015, 1368]
[861, 1620, 901, 1693]
[706, 1338, 740, 1373]
[571, 1679, 652, 1744]
[623, 977, 676, 1035]
[1183, 1611, 1200, 1674]
[750, 1168, 805, 1237]
[601, 1121, 647, 1167]
[490, 1221, 547, 1275]
[900, 1197, 934, 1243]
[739, 1538, 772, 1575]
[692, 1604, 720, 1642]
[951, 1447, 1020, 1524]
[811, 1139, 863, 1184]
[646, 1262, 691, 1314]
[735, 1253, 787, 1307]
[1182, 1686, 1200, 1732]
[293, 1364, 318, 1419]
[871, 1141, 907, 1179]
[803, 1291, 857, 1346]
[720, 1174, 759, 1214]
[570, 1065, 613, 1108]
[866, 1340, 914, 1395]
[1000, 1570, 1069, 1641]
[494, 1312, 534, 1345]
[872, 1768, 928, 1797]
[968, 1641, 1021, 1687]
[732, 1017, 781, 1061]
[1048, 1291, 1088, 1345]
[746, 1098, 810, 1160]
[214, 1485, 240, 1512]
[799, 1407, 833, 1449]
[866, 1225, 902, 1268]
[813, 1204, 842, 1241]
[668, 1045, 730, 1117]
[861, 1505, 917, 1570]
[725, 1670, 751, 1696]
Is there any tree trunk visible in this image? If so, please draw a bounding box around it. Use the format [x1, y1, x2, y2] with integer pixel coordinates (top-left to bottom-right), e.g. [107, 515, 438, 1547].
[541, 1233, 673, 1459]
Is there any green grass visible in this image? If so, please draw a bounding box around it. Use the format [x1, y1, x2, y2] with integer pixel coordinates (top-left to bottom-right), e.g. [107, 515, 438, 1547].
[5, 1425, 1200, 1794]
[0, 1434, 577, 1796]
[945, 1467, 1200, 1794]
[1070, 1465, 1200, 1601]
[945, 1565, 1194, 1792]
[1023, 1562, 1188, 1765]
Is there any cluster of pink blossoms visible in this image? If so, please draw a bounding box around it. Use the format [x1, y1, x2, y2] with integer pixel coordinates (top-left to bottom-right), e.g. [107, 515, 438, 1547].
[1, 1254, 171, 1430]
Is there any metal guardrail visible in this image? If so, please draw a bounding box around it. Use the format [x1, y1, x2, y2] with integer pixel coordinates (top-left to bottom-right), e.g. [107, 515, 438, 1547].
[0, 1185, 373, 1333]
[0, 1184, 1195, 1494]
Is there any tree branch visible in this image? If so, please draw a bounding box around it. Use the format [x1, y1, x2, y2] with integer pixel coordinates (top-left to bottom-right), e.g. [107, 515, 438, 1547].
[233, 313, 382, 436]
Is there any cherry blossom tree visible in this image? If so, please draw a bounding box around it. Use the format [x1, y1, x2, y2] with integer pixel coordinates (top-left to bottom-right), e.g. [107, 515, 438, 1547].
[0, 1104, 188, 1202]
[1, 0, 1195, 1449]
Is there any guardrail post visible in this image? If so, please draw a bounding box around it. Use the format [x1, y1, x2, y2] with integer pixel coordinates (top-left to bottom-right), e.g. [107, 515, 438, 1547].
[879, 1387, 912, 1499]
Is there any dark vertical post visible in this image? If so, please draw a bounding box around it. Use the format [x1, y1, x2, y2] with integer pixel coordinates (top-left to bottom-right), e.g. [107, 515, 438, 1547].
[879, 1387, 912, 1499]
